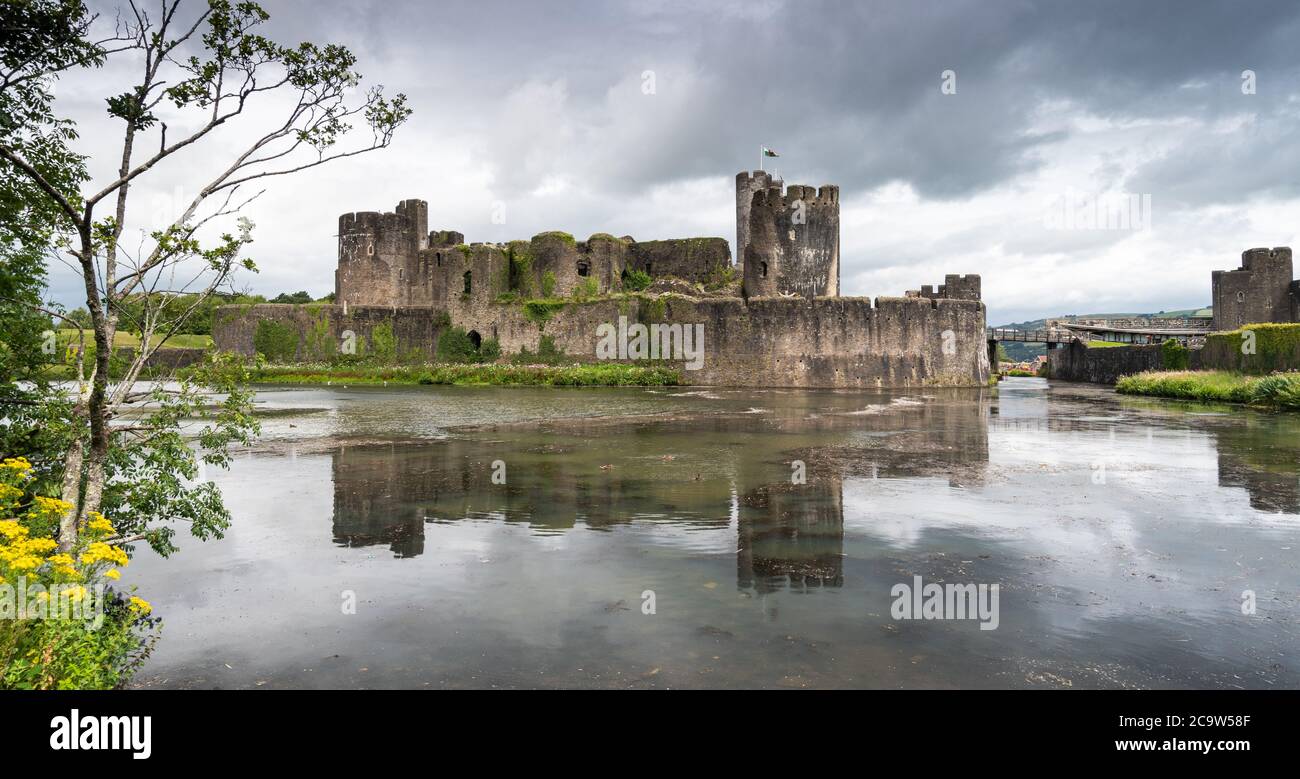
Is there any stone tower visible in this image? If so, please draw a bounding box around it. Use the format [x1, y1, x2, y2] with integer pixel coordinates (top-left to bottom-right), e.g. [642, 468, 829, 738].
[741, 178, 840, 300]
[736, 170, 782, 270]
[1211, 247, 1296, 331]
[335, 199, 428, 307]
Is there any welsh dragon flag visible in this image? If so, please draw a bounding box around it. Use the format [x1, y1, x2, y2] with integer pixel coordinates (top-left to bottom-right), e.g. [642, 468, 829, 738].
[762, 147, 780, 157]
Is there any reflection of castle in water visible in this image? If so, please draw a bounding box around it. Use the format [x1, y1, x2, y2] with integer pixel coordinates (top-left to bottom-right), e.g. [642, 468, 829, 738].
[1213, 421, 1300, 514]
[329, 394, 992, 590]
[738, 480, 844, 592]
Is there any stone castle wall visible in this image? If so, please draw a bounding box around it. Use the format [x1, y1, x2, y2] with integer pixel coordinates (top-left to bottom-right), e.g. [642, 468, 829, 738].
[219, 170, 993, 388]
[214, 294, 989, 387]
[1046, 341, 1164, 384]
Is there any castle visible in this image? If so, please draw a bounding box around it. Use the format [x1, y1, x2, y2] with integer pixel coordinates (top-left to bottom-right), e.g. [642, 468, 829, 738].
[214, 170, 991, 387]
[1211, 246, 1300, 331]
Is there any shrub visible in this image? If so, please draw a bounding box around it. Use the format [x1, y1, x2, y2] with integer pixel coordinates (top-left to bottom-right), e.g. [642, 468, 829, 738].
[435, 327, 481, 363]
[511, 335, 567, 365]
[523, 299, 566, 325]
[369, 322, 397, 363]
[253, 319, 298, 362]
[0, 458, 159, 689]
[540, 271, 557, 298]
[1161, 338, 1190, 370]
[622, 269, 652, 291]
[1116, 369, 1300, 410]
[572, 277, 599, 302]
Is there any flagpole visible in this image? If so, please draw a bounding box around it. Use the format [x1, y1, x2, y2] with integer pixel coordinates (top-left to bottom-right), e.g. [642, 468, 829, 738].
[759, 145, 763, 172]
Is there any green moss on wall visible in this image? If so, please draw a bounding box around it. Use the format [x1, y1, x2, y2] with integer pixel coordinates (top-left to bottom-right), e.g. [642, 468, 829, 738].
[1161, 339, 1190, 370]
[253, 319, 299, 362]
[1204, 323, 1300, 374]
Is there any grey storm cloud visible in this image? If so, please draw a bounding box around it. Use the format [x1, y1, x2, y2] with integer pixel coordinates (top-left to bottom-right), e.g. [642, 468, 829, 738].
[246, 0, 1300, 200]
[47, 0, 1300, 323]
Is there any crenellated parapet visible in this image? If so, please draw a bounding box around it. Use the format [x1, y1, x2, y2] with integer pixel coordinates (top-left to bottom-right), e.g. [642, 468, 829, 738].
[741, 178, 840, 300]
[905, 274, 981, 302]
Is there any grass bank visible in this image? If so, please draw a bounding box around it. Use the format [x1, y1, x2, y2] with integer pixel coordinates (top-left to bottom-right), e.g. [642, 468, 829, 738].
[1116, 370, 1300, 410]
[249, 361, 683, 386]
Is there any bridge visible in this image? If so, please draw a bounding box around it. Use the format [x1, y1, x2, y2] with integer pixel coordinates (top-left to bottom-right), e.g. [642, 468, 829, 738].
[987, 317, 1214, 350]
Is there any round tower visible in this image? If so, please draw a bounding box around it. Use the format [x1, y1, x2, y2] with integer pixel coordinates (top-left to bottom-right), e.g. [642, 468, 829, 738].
[736, 170, 781, 270]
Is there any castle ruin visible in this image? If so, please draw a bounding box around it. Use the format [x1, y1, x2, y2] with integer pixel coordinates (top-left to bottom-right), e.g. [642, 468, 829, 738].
[1211, 246, 1300, 331]
[214, 170, 990, 387]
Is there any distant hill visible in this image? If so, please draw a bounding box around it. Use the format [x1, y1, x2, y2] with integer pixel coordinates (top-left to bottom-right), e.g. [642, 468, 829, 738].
[992, 307, 1212, 361]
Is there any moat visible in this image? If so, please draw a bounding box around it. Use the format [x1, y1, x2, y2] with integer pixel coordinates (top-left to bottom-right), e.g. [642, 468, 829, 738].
[124, 378, 1299, 689]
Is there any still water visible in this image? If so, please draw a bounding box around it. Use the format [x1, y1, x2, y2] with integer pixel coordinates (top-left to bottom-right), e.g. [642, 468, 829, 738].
[124, 378, 1299, 688]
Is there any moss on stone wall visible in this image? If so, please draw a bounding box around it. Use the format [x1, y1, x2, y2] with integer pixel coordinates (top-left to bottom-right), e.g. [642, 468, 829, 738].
[523, 299, 567, 326]
[1203, 323, 1300, 374]
[306, 312, 335, 360]
[253, 319, 299, 362]
[1161, 339, 1190, 370]
[369, 322, 397, 363]
[533, 230, 576, 247]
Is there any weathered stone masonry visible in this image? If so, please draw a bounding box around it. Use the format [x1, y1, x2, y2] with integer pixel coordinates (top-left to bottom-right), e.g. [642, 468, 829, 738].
[215, 170, 989, 387]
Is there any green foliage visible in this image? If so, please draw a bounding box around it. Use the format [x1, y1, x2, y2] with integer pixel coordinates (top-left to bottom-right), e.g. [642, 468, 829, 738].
[247, 360, 679, 386]
[305, 313, 334, 360]
[1161, 338, 1190, 370]
[1, 592, 160, 690]
[369, 322, 397, 363]
[541, 270, 557, 298]
[271, 290, 313, 304]
[622, 269, 652, 291]
[253, 319, 299, 362]
[435, 326, 497, 363]
[703, 263, 736, 291]
[1204, 323, 1300, 374]
[1116, 370, 1300, 410]
[433, 310, 452, 329]
[507, 243, 535, 297]
[587, 233, 626, 244]
[523, 299, 567, 326]
[511, 335, 568, 365]
[638, 295, 667, 323]
[103, 352, 261, 556]
[572, 277, 599, 302]
[533, 230, 576, 247]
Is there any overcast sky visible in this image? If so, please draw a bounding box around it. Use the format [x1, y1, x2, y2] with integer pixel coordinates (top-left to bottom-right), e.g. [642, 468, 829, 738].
[45, 0, 1300, 325]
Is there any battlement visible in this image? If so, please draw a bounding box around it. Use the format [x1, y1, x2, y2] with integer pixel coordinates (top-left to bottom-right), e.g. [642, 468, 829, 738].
[1211, 246, 1295, 331]
[1240, 246, 1292, 271]
[904, 275, 981, 301]
[741, 171, 841, 300]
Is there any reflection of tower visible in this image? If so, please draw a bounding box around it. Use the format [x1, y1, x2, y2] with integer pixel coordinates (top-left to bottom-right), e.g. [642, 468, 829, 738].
[737, 477, 844, 592]
[1214, 423, 1300, 514]
[331, 444, 427, 557]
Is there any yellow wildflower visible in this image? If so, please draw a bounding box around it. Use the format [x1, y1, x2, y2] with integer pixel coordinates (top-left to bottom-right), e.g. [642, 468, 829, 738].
[0, 483, 22, 502]
[30, 495, 73, 519]
[128, 596, 152, 615]
[104, 568, 121, 580]
[86, 512, 116, 535]
[0, 457, 33, 475]
[9, 554, 42, 572]
[80, 541, 129, 568]
[20, 537, 57, 555]
[0, 519, 28, 541]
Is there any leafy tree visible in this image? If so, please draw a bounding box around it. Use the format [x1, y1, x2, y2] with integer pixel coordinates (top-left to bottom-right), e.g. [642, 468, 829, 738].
[0, 0, 410, 556]
[270, 290, 313, 304]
